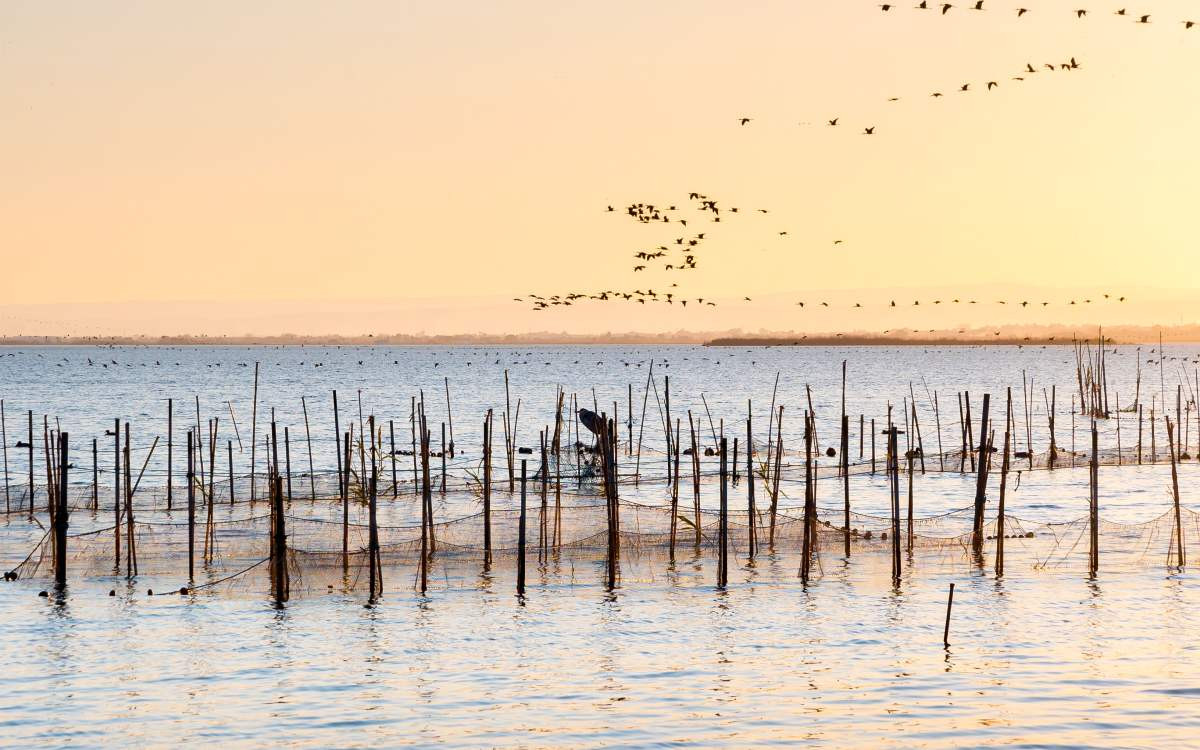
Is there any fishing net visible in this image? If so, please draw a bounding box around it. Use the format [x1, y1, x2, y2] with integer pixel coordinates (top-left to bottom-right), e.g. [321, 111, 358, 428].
[3, 448, 1196, 600]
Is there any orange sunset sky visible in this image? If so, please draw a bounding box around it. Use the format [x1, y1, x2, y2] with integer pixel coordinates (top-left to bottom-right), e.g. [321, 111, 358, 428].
[2, 1, 1199, 336]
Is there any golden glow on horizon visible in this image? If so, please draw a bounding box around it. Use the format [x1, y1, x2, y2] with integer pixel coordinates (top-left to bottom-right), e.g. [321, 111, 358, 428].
[2, 1, 1199, 335]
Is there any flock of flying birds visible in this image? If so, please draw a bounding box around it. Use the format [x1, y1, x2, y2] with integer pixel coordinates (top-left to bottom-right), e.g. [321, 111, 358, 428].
[880, 2, 1194, 27]
[515, 1, 1177, 318]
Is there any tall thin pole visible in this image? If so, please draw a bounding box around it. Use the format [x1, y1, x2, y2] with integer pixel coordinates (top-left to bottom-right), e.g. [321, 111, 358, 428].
[250, 362, 259, 503]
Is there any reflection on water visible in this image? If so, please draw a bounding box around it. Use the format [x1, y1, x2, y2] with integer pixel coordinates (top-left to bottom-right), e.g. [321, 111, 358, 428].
[3, 555, 1199, 746]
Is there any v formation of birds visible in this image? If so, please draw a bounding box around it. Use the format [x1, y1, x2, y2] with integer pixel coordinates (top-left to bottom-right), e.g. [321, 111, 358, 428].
[516, 2, 1179, 321]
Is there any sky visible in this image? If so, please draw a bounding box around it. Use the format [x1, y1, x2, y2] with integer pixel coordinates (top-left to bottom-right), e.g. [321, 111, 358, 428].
[3, 1, 1199, 336]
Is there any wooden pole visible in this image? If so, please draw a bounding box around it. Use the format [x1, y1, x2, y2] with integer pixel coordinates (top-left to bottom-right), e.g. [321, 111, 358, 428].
[943, 583, 955, 647]
[167, 398, 173, 510]
[228, 440, 234, 503]
[113, 417, 120, 571]
[970, 394, 991, 552]
[718, 436, 728, 588]
[842, 414, 851, 557]
[301, 396, 316, 501]
[668, 418, 679, 562]
[284, 426, 293, 502]
[389, 419, 397, 498]
[187, 430, 195, 581]
[28, 410, 35, 515]
[91, 438, 98, 511]
[1166, 418, 1186, 567]
[53, 432, 68, 588]
[517, 459, 527, 597]
[0, 399, 8, 514]
[483, 411, 492, 568]
[124, 422, 136, 578]
[1089, 421, 1099, 575]
[368, 429, 381, 601]
[342, 430, 351, 568]
[250, 362, 259, 503]
[996, 389, 1012, 577]
[746, 411, 756, 561]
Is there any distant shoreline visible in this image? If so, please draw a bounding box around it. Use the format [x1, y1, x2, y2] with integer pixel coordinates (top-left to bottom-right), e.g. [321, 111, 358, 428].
[1, 328, 1198, 347]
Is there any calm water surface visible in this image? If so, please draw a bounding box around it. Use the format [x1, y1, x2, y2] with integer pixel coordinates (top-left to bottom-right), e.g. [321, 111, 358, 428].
[2, 345, 1199, 747]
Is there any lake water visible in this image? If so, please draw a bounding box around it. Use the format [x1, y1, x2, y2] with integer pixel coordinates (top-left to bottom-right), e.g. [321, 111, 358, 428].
[2, 344, 1199, 747]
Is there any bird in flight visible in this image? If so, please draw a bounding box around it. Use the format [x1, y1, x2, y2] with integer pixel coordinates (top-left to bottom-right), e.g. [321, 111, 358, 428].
[833, 239, 843, 245]
[1186, 20, 1196, 29]
[863, 126, 875, 134]
[941, 3, 952, 14]
[1075, 9, 1087, 18]
[828, 118, 839, 126]
[1016, 7, 1028, 16]
[959, 83, 970, 92]
[1137, 14, 1150, 23]
[971, 0, 984, 9]
[880, 3, 893, 9]
[739, 117, 752, 126]
[987, 81, 998, 90]
[931, 91, 943, 97]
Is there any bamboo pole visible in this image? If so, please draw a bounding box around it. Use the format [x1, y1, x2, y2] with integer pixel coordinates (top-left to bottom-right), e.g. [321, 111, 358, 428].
[1166, 418, 1185, 567]
[970, 394, 991, 553]
[842, 414, 850, 557]
[517, 459, 527, 597]
[250, 362, 259, 503]
[301, 396, 316, 501]
[113, 418, 120, 571]
[747, 411, 756, 561]
[167, 398, 173, 510]
[483, 411, 492, 568]
[718, 436, 728, 588]
[187, 430, 195, 581]
[943, 583, 955, 647]
[995, 389, 1012, 577]
[53, 432, 68, 588]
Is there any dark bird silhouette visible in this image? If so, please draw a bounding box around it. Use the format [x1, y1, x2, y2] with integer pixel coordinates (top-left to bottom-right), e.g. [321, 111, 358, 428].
[1186, 21, 1195, 29]
[941, 3, 952, 14]
[1137, 14, 1150, 23]
[880, 3, 893, 9]
[634, 265, 646, 271]
[744, 296, 752, 301]
[987, 81, 998, 90]
[739, 117, 753, 125]
[833, 239, 843, 244]
[863, 126, 875, 134]
[1026, 63, 1036, 73]
[1017, 7, 1028, 16]
[1075, 9, 1086, 18]
[828, 118, 839, 126]
[971, 0, 983, 9]
[959, 83, 970, 92]
[931, 91, 943, 97]
[1115, 8, 1126, 15]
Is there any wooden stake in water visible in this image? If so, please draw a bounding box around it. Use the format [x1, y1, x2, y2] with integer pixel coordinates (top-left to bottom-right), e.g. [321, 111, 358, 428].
[517, 459, 527, 597]
[943, 583, 955, 647]
[1089, 421, 1099, 576]
[483, 411, 492, 568]
[718, 437, 728, 588]
[113, 418, 120, 571]
[167, 398, 173, 510]
[746, 410, 757, 561]
[250, 362, 259, 503]
[53, 432, 68, 588]
[996, 390, 1012, 577]
[970, 393, 991, 553]
[842, 413, 851, 557]
[1166, 418, 1186, 567]
[187, 430, 195, 581]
